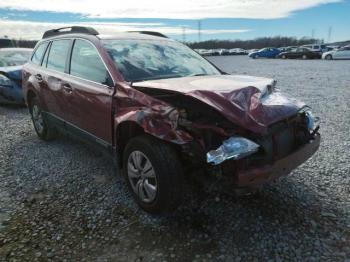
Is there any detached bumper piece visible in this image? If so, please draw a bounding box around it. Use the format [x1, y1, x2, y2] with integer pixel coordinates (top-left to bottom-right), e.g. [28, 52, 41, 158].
[235, 134, 320, 188]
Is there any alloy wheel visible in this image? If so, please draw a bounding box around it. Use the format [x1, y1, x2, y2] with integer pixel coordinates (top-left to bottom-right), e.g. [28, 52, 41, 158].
[127, 151, 157, 203]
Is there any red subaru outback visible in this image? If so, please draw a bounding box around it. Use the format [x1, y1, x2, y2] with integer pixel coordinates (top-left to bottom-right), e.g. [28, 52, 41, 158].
[23, 27, 320, 214]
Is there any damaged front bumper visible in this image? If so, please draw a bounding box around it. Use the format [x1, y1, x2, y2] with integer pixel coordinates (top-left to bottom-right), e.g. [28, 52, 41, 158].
[221, 134, 321, 188]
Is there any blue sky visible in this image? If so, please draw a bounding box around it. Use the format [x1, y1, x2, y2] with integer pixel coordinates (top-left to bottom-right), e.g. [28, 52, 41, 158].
[0, 0, 349, 42]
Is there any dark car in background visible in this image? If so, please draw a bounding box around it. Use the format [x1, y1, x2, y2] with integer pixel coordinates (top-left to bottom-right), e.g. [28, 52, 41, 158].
[278, 47, 322, 59]
[0, 48, 33, 104]
[22, 26, 320, 214]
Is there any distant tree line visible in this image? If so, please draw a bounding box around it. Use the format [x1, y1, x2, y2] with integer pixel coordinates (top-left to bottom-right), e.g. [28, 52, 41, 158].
[14, 39, 38, 48]
[187, 36, 324, 49]
[7, 36, 348, 50]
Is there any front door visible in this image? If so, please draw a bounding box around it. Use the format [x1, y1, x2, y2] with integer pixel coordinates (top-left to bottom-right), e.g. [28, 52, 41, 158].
[61, 39, 114, 144]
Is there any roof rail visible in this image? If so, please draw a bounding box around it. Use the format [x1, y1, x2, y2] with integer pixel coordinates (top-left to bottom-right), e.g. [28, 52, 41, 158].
[42, 26, 99, 39]
[128, 31, 168, 38]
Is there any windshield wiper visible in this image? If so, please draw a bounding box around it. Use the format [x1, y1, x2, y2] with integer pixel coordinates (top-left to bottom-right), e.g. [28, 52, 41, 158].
[131, 74, 184, 83]
[187, 73, 208, 77]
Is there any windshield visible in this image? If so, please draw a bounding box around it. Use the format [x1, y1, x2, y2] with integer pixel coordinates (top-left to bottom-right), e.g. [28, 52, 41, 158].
[0, 49, 32, 67]
[103, 39, 220, 82]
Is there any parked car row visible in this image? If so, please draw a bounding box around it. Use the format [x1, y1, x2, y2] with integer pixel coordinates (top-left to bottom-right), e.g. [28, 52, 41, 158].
[195, 48, 249, 56]
[248, 45, 350, 60]
[194, 43, 350, 60]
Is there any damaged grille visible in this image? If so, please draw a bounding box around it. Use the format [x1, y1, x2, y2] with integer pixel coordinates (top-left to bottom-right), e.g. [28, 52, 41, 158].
[220, 113, 310, 175]
[253, 113, 310, 164]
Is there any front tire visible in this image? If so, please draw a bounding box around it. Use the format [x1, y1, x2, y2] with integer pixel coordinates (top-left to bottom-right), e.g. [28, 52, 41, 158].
[302, 55, 308, 59]
[29, 96, 57, 141]
[123, 135, 184, 214]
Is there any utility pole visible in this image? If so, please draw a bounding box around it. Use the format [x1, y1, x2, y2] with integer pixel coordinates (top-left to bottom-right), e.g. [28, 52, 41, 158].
[182, 26, 186, 43]
[327, 26, 332, 43]
[198, 20, 201, 42]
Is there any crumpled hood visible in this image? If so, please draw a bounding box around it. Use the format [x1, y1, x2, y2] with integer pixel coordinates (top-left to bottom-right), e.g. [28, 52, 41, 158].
[133, 75, 305, 134]
[0, 65, 23, 81]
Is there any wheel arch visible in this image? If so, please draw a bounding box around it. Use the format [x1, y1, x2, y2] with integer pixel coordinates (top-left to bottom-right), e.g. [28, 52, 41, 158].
[115, 120, 189, 168]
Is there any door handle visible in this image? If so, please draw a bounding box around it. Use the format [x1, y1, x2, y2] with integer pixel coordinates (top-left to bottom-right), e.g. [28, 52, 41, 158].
[62, 84, 73, 94]
[35, 74, 43, 82]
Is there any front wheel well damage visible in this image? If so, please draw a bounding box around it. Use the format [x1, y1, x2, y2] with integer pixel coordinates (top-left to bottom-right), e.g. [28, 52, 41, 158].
[115, 121, 185, 169]
[116, 121, 145, 165]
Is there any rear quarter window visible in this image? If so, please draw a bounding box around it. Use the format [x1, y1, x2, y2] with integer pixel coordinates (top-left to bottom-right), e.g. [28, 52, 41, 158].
[31, 42, 48, 65]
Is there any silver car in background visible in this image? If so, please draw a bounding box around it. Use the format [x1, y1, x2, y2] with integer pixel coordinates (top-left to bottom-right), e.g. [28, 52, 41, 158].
[322, 45, 350, 60]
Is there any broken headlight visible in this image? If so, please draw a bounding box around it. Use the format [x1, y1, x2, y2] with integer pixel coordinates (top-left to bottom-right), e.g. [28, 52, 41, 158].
[305, 110, 320, 131]
[207, 137, 260, 165]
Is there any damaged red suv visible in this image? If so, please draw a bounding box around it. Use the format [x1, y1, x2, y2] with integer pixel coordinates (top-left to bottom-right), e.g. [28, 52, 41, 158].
[23, 27, 320, 214]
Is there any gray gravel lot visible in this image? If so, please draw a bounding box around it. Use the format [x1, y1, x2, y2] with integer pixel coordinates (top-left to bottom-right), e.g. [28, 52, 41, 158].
[0, 56, 349, 261]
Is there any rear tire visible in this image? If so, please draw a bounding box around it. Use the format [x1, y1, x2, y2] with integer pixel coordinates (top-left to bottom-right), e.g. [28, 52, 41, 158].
[254, 55, 259, 59]
[29, 96, 57, 141]
[325, 54, 332, 60]
[282, 55, 286, 59]
[123, 135, 184, 214]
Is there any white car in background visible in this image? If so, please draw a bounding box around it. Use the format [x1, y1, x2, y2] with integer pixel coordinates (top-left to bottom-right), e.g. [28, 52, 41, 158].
[302, 44, 327, 53]
[322, 46, 350, 60]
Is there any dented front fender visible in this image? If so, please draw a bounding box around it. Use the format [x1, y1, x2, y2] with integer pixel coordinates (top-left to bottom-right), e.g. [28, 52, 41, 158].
[114, 83, 193, 145]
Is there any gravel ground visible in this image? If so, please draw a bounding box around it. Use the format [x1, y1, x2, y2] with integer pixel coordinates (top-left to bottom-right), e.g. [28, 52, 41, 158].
[0, 56, 349, 261]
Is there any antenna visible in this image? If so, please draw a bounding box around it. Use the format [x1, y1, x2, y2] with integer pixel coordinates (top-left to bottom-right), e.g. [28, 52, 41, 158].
[311, 29, 315, 40]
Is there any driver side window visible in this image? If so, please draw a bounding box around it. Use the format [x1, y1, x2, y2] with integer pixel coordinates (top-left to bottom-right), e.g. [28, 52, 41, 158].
[70, 39, 111, 85]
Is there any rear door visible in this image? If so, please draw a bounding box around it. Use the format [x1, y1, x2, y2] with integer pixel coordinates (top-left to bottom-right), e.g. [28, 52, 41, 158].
[26, 41, 49, 106]
[290, 49, 300, 58]
[41, 39, 72, 120]
[62, 38, 114, 144]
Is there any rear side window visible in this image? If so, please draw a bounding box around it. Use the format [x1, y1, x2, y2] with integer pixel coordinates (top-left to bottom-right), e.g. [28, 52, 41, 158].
[31, 42, 48, 65]
[47, 40, 71, 73]
[70, 39, 110, 85]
